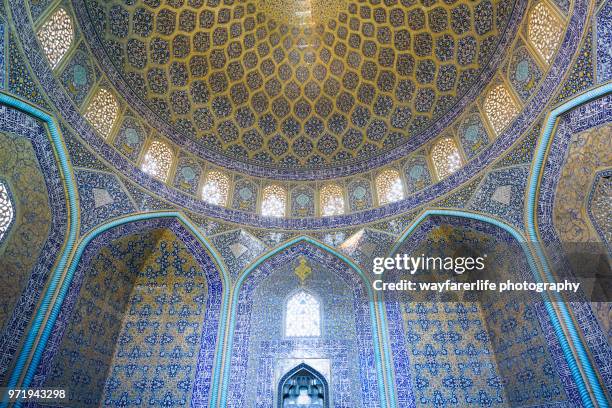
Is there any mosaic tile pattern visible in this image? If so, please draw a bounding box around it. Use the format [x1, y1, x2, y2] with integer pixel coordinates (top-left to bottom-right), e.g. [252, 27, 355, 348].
[434, 176, 482, 208]
[347, 178, 373, 212]
[403, 155, 433, 193]
[75, 169, 136, 234]
[227, 242, 381, 407]
[173, 154, 202, 196]
[102, 230, 210, 407]
[386, 220, 571, 407]
[554, 29, 594, 104]
[76, 0, 519, 171]
[468, 166, 529, 229]
[43, 230, 161, 407]
[113, 115, 148, 163]
[210, 229, 267, 281]
[231, 178, 258, 213]
[0, 106, 68, 383]
[492, 122, 539, 169]
[553, 124, 611, 246]
[590, 303, 612, 346]
[0, 132, 51, 338]
[123, 181, 174, 212]
[587, 170, 612, 251]
[4, 0, 586, 228]
[506, 42, 543, 102]
[28, 0, 56, 22]
[59, 42, 97, 106]
[596, 0, 612, 83]
[34, 219, 224, 408]
[535, 95, 612, 397]
[455, 109, 490, 160]
[8, 34, 49, 108]
[290, 185, 316, 217]
[0, 17, 5, 89]
[63, 124, 109, 171]
[249, 229, 299, 248]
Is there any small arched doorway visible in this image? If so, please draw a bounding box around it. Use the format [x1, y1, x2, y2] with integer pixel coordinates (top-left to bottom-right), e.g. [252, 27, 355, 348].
[278, 363, 329, 408]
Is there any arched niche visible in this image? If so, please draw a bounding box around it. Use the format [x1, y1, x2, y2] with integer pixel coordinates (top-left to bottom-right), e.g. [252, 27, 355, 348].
[32, 217, 225, 408]
[225, 240, 382, 408]
[385, 214, 578, 407]
[0, 105, 68, 384]
[278, 363, 330, 408]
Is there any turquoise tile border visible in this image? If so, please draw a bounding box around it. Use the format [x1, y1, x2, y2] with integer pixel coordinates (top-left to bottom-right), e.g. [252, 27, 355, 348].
[216, 235, 391, 408]
[525, 83, 612, 408]
[0, 92, 78, 408]
[35, 212, 232, 408]
[1, 83, 611, 408]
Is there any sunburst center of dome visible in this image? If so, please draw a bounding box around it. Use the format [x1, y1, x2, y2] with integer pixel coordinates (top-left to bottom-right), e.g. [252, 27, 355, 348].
[257, 0, 346, 26]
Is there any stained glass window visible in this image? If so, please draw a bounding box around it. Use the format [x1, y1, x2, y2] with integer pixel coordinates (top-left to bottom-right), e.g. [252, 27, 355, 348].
[320, 184, 345, 216]
[37, 7, 74, 68]
[141, 140, 174, 181]
[528, 2, 563, 63]
[0, 182, 14, 243]
[431, 137, 464, 179]
[84, 88, 120, 138]
[483, 84, 520, 135]
[261, 184, 287, 217]
[202, 171, 230, 206]
[376, 169, 405, 205]
[286, 291, 321, 337]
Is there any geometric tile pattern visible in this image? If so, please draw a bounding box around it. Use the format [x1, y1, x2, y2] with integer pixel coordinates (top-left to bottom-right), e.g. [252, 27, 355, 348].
[468, 166, 529, 229]
[80, 0, 517, 169]
[595, 0, 612, 83]
[0, 132, 51, 341]
[210, 229, 268, 281]
[387, 222, 569, 407]
[75, 169, 136, 234]
[226, 242, 381, 407]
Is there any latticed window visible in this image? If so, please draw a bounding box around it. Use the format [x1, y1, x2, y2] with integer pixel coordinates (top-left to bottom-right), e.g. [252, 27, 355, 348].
[286, 291, 321, 337]
[483, 84, 520, 135]
[376, 169, 404, 205]
[0, 181, 14, 244]
[37, 7, 74, 68]
[528, 2, 563, 63]
[320, 184, 345, 216]
[261, 184, 287, 217]
[202, 171, 230, 206]
[141, 140, 174, 181]
[84, 88, 120, 138]
[431, 137, 464, 179]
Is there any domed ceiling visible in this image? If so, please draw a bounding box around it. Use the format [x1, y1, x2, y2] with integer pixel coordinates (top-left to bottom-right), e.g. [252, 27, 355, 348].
[79, 0, 519, 175]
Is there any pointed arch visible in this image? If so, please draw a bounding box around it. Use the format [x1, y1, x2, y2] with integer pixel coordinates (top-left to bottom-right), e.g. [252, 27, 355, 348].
[20, 212, 230, 408]
[261, 184, 287, 217]
[284, 288, 322, 337]
[84, 88, 120, 139]
[219, 235, 390, 408]
[375, 168, 404, 205]
[320, 183, 345, 216]
[483, 83, 520, 135]
[141, 140, 174, 181]
[430, 137, 464, 180]
[527, 1, 564, 64]
[386, 207, 609, 408]
[37, 7, 74, 69]
[0, 93, 77, 405]
[278, 363, 330, 408]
